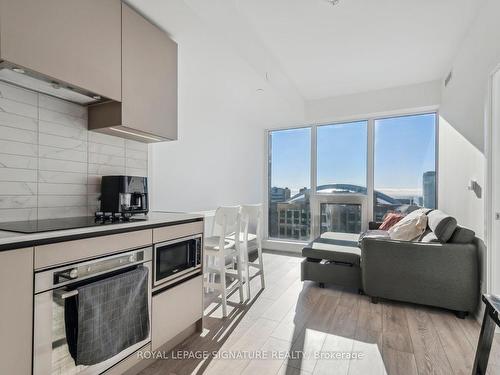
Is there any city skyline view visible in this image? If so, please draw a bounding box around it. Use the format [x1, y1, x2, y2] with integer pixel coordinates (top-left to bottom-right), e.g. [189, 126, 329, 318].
[268, 113, 437, 239]
[270, 113, 436, 197]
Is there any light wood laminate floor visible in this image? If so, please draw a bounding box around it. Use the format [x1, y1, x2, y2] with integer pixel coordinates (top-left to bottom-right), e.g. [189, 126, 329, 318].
[140, 252, 500, 375]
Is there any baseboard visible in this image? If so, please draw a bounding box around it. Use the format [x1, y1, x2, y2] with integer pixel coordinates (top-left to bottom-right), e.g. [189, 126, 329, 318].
[263, 248, 304, 258]
[262, 239, 305, 253]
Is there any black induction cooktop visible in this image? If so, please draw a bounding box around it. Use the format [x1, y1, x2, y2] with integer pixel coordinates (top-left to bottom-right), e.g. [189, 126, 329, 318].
[0, 216, 148, 234]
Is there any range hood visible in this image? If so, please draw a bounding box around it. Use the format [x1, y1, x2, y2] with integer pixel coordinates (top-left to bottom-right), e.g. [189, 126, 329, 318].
[0, 61, 106, 105]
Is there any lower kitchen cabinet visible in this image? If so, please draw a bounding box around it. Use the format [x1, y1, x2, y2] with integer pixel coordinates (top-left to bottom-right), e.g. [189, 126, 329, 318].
[152, 275, 203, 350]
[103, 343, 152, 375]
[0, 247, 33, 375]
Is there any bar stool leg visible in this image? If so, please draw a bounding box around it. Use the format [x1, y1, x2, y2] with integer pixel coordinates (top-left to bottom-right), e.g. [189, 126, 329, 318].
[204, 254, 211, 293]
[472, 308, 496, 375]
[235, 252, 244, 303]
[244, 248, 251, 300]
[258, 244, 265, 289]
[219, 253, 228, 318]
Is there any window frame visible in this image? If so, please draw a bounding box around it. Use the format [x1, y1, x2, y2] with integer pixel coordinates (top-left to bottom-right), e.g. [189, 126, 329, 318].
[266, 125, 312, 242]
[315, 119, 369, 197]
[264, 110, 439, 243]
[372, 113, 439, 221]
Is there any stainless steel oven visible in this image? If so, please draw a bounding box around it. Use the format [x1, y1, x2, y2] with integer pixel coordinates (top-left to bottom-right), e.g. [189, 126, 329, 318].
[153, 234, 202, 289]
[33, 247, 152, 375]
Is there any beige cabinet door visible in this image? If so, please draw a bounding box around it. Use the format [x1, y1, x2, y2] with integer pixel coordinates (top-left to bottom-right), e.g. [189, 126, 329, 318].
[152, 275, 202, 349]
[0, 0, 122, 101]
[122, 3, 178, 140]
[0, 247, 33, 375]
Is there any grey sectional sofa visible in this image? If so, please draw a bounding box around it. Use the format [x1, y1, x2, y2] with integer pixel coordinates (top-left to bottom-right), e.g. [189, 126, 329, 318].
[360, 209, 479, 317]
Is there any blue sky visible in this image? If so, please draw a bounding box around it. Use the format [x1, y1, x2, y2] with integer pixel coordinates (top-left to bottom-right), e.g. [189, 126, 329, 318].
[270, 113, 436, 197]
[317, 120, 367, 188]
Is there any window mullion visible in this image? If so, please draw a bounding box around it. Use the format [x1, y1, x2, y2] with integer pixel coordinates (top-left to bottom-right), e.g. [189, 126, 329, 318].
[310, 125, 318, 240]
[367, 118, 375, 227]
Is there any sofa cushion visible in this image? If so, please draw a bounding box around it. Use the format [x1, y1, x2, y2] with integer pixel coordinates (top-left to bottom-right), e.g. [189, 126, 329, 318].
[302, 238, 361, 265]
[388, 210, 428, 241]
[359, 230, 390, 242]
[427, 210, 457, 243]
[419, 229, 440, 243]
[449, 226, 475, 244]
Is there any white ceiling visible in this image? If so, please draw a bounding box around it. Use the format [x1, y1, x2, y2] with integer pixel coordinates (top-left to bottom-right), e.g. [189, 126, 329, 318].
[131, 0, 482, 102]
[235, 0, 482, 100]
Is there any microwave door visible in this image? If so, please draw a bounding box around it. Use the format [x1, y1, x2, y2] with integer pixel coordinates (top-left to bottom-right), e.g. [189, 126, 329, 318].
[154, 237, 200, 287]
[155, 242, 191, 283]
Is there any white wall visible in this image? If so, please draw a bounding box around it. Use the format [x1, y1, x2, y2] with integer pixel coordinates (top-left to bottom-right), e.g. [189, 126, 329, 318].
[439, 0, 500, 232]
[438, 0, 500, 297]
[306, 80, 441, 122]
[440, 0, 500, 153]
[144, 0, 304, 213]
[438, 117, 484, 235]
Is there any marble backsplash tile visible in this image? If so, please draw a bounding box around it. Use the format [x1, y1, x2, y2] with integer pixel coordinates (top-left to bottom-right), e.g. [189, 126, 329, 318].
[0, 81, 149, 222]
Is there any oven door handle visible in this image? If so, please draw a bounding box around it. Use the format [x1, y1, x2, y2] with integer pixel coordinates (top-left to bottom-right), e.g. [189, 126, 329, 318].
[53, 289, 78, 300]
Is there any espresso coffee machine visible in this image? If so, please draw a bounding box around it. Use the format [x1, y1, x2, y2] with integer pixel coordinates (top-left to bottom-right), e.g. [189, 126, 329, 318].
[100, 176, 149, 219]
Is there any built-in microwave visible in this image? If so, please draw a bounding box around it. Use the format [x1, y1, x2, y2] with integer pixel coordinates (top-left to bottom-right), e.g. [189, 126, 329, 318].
[153, 234, 202, 289]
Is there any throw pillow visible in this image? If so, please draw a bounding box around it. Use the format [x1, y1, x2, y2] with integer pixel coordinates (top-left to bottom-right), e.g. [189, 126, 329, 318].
[388, 211, 428, 241]
[448, 226, 475, 244]
[427, 210, 457, 243]
[419, 229, 440, 243]
[379, 213, 404, 230]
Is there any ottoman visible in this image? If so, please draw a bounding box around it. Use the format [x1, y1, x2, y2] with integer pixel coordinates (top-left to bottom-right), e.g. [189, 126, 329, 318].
[301, 236, 362, 290]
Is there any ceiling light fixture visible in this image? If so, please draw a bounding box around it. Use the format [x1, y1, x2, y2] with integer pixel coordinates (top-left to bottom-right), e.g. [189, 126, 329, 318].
[0, 66, 103, 104]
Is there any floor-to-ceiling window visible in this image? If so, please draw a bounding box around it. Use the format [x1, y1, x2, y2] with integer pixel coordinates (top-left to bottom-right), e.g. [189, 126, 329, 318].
[374, 113, 437, 221]
[316, 121, 368, 234]
[268, 127, 311, 240]
[266, 112, 437, 242]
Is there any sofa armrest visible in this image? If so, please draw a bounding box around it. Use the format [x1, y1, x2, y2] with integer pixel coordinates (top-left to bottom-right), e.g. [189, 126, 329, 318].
[369, 221, 382, 230]
[360, 238, 479, 312]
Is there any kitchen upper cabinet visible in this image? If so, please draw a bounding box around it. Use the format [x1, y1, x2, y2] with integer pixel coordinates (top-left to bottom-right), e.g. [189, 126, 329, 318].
[122, 3, 178, 141]
[88, 3, 178, 143]
[0, 247, 33, 375]
[0, 0, 122, 101]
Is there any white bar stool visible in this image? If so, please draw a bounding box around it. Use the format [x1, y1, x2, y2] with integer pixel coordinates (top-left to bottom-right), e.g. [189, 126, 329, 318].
[228, 204, 265, 300]
[203, 206, 244, 317]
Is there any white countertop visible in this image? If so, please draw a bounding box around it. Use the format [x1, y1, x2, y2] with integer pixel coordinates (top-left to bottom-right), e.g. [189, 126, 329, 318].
[0, 211, 204, 250]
